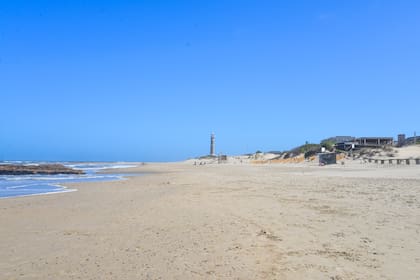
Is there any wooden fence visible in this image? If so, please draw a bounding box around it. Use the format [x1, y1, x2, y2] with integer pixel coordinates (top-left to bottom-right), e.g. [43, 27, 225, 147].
[363, 158, 420, 165]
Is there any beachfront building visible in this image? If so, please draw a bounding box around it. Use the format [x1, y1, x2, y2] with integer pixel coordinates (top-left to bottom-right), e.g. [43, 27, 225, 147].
[398, 134, 406, 147]
[396, 132, 419, 146]
[335, 136, 394, 150]
[403, 136, 419, 145]
[355, 137, 394, 148]
[335, 141, 358, 151]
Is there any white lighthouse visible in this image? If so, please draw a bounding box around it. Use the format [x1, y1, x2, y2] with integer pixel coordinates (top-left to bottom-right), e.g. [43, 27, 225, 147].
[210, 133, 215, 156]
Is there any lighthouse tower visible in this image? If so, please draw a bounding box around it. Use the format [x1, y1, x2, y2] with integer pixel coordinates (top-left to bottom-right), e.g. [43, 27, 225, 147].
[210, 133, 215, 156]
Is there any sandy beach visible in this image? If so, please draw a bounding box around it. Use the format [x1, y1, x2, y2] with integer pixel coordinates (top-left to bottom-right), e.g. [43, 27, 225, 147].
[1, 162, 420, 279]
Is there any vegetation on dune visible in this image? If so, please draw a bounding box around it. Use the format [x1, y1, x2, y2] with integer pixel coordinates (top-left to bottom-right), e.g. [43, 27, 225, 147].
[320, 140, 335, 151]
[243, 135, 419, 161]
[276, 143, 322, 159]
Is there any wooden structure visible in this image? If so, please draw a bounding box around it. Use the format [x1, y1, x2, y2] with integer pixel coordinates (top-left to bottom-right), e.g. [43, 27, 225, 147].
[364, 158, 420, 165]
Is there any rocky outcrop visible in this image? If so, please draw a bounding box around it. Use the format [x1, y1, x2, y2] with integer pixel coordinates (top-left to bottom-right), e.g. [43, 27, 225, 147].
[0, 164, 84, 175]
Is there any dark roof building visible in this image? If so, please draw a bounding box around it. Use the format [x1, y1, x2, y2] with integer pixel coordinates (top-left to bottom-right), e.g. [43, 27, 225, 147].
[356, 137, 394, 147]
[322, 136, 355, 143]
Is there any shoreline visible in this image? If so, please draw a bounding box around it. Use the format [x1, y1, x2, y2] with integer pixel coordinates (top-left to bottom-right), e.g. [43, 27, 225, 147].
[0, 163, 142, 199]
[1, 162, 419, 279]
[0, 185, 78, 200]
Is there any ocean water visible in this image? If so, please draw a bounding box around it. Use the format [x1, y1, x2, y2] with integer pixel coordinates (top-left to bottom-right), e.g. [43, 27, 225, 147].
[0, 162, 138, 199]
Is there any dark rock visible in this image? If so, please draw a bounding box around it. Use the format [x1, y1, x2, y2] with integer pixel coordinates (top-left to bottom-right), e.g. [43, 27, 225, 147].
[0, 164, 84, 175]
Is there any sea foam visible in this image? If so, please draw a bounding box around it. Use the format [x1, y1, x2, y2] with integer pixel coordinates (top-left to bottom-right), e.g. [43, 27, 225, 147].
[0, 162, 138, 198]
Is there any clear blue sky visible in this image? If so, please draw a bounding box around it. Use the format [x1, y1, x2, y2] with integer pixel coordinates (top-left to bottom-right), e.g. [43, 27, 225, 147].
[1, 1, 419, 161]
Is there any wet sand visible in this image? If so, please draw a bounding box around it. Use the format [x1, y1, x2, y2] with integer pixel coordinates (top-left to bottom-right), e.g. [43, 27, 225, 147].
[1, 162, 420, 279]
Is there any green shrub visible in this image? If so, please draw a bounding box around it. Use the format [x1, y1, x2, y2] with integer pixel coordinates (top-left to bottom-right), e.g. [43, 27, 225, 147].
[320, 140, 335, 151]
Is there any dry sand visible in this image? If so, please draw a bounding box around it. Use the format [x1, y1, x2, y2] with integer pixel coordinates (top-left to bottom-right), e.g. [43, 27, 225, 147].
[1, 161, 420, 279]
